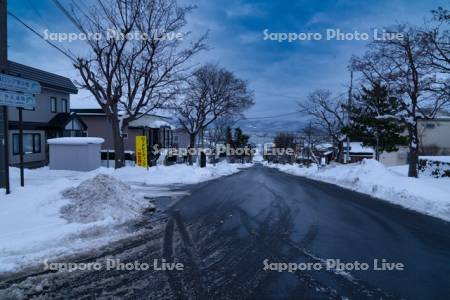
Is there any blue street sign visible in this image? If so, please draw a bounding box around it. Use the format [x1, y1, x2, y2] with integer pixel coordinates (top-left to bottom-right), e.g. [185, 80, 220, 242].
[0, 90, 36, 108]
[0, 73, 41, 94]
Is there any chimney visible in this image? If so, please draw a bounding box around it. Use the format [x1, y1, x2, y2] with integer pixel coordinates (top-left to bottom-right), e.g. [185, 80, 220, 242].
[0, 0, 7, 72]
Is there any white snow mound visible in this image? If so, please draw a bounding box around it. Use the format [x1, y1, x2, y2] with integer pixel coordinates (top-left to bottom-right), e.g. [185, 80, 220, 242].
[61, 174, 144, 223]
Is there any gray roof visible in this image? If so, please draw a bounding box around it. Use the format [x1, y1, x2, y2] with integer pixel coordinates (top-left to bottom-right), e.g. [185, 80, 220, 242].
[7, 61, 78, 94]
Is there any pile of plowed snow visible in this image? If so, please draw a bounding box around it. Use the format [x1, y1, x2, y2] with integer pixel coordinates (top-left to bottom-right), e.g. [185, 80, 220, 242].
[61, 174, 144, 223]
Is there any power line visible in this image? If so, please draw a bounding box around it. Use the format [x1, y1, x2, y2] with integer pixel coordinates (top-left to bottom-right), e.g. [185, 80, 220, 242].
[26, 0, 51, 29]
[7, 11, 77, 63]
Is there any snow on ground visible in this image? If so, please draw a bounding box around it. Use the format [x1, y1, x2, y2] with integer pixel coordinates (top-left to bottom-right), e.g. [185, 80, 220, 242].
[0, 161, 251, 273]
[60, 174, 146, 224]
[267, 159, 450, 222]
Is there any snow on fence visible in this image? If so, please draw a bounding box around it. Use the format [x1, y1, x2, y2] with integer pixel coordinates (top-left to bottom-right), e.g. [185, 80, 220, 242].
[418, 156, 450, 178]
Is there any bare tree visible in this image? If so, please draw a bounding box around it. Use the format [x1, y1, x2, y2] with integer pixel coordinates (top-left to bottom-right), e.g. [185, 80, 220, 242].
[176, 64, 254, 163]
[206, 116, 238, 148]
[351, 25, 449, 177]
[299, 89, 346, 161]
[64, 0, 205, 168]
[422, 7, 450, 101]
[300, 122, 327, 164]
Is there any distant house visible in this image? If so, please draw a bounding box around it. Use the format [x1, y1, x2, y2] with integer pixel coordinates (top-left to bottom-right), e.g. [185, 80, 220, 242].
[344, 142, 374, 163]
[172, 128, 190, 149]
[313, 143, 336, 165]
[6, 61, 80, 167]
[71, 108, 191, 164]
[379, 112, 450, 167]
[418, 113, 450, 155]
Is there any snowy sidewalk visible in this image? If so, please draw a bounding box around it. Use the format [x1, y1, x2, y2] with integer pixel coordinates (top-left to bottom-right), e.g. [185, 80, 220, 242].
[0, 162, 252, 273]
[267, 160, 450, 222]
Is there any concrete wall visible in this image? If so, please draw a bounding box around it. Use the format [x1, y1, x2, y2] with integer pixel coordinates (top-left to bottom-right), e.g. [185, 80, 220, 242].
[8, 88, 70, 123]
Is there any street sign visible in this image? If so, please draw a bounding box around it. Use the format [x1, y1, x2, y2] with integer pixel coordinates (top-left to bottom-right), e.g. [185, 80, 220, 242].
[0, 73, 41, 94]
[135, 135, 148, 168]
[0, 90, 36, 108]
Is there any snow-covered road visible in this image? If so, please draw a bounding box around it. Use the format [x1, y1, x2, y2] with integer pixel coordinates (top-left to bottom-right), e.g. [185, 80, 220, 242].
[1, 164, 449, 299]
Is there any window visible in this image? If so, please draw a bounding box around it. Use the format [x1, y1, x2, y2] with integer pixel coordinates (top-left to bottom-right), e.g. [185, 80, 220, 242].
[61, 99, 68, 113]
[12, 133, 41, 155]
[122, 133, 128, 140]
[426, 123, 435, 129]
[51, 97, 57, 113]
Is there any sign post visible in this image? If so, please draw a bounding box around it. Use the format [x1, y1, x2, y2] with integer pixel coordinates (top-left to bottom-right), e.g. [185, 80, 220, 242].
[135, 135, 148, 168]
[0, 73, 40, 193]
[18, 107, 24, 186]
[0, 106, 9, 193]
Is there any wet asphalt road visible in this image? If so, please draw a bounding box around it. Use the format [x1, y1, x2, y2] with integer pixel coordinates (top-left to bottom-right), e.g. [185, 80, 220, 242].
[1, 164, 450, 299]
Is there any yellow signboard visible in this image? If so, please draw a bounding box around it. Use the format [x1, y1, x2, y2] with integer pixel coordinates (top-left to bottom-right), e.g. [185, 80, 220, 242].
[135, 136, 148, 168]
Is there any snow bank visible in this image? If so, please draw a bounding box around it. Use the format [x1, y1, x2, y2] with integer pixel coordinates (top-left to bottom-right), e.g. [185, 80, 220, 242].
[106, 161, 253, 185]
[61, 174, 144, 223]
[0, 161, 250, 273]
[269, 160, 450, 222]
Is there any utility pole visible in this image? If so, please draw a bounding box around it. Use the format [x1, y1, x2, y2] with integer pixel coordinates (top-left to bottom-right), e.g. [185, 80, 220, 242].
[0, 0, 10, 194]
[345, 70, 353, 164]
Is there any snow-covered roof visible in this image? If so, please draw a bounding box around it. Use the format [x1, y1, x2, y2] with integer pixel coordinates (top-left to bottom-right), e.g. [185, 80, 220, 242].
[129, 115, 174, 129]
[349, 142, 374, 154]
[47, 137, 104, 145]
[315, 143, 333, 151]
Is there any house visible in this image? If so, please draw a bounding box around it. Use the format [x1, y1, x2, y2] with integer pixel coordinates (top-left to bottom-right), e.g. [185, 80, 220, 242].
[314, 143, 336, 165]
[344, 142, 374, 163]
[418, 113, 450, 155]
[172, 127, 190, 149]
[72, 108, 189, 164]
[380, 111, 450, 166]
[6, 61, 80, 167]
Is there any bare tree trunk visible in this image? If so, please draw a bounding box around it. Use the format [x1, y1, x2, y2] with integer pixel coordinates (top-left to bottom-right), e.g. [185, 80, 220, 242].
[337, 141, 344, 163]
[188, 133, 196, 165]
[111, 116, 125, 169]
[407, 126, 419, 178]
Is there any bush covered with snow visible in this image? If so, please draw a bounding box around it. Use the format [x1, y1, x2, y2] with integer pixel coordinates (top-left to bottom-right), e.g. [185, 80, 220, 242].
[61, 174, 144, 223]
[418, 157, 450, 178]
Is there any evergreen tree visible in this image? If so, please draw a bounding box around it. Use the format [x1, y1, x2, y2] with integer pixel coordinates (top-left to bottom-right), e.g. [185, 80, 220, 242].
[225, 126, 234, 148]
[343, 82, 408, 160]
[234, 128, 250, 148]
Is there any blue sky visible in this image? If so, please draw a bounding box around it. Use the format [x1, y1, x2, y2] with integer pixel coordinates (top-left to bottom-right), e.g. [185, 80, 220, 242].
[6, 0, 448, 119]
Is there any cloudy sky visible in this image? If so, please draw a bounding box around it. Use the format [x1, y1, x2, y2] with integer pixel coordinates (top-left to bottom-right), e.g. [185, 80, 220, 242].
[6, 0, 448, 120]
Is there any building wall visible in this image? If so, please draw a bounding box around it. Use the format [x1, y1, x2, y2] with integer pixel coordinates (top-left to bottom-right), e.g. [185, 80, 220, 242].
[79, 115, 115, 150]
[79, 115, 155, 152]
[418, 119, 450, 155]
[173, 128, 190, 149]
[8, 88, 71, 123]
[6, 88, 72, 166]
[8, 129, 46, 165]
[380, 146, 409, 166]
